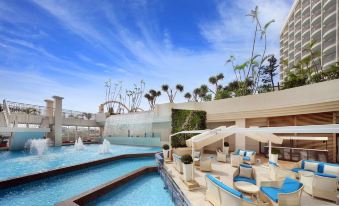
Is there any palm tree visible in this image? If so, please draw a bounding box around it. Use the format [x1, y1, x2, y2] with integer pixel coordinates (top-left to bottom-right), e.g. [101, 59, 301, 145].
[144, 89, 161, 110]
[208, 73, 224, 94]
[193, 88, 201, 102]
[161, 84, 184, 103]
[184, 92, 192, 102]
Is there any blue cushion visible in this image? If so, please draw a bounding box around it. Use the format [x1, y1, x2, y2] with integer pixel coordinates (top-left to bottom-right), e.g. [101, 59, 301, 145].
[315, 172, 337, 178]
[238, 149, 246, 156]
[243, 156, 250, 161]
[206, 175, 242, 198]
[261, 187, 279, 202]
[234, 176, 256, 185]
[245, 151, 255, 157]
[235, 149, 240, 155]
[240, 164, 252, 168]
[269, 161, 279, 167]
[279, 177, 303, 194]
[291, 168, 314, 174]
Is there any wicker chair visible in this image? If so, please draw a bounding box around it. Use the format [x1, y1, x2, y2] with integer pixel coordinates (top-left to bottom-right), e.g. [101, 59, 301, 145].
[217, 148, 227, 163]
[268, 161, 297, 181]
[259, 177, 304, 206]
[233, 164, 257, 188]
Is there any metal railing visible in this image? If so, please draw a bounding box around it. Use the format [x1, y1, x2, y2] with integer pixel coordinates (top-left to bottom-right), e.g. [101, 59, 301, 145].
[155, 153, 191, 206]
[4, 101, 47, 116]
[263, 146, 328, 162]
[62, 109, 96, 120]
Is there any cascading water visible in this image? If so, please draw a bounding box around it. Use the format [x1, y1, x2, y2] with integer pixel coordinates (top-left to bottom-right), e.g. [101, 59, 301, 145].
[74, 137, 85, 150]
[98, 139, 111, 154]
[27, 139, 49, 156]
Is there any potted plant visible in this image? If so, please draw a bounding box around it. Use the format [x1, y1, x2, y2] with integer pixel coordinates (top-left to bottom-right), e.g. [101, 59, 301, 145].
[223, 141, 230, 154]
[181, 154, 193, 182]
[270, 148, 280, 163]
[162, 144, 170, 160]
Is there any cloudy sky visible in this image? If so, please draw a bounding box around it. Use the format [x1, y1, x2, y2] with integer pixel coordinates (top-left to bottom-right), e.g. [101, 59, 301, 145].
[0, 0, 293, 112]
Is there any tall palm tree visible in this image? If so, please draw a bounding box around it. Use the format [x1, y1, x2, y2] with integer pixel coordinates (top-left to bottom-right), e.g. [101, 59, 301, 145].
[184, 92, 192, 102]
[161, 84, 184, 103]
[193, 88, 201, 102]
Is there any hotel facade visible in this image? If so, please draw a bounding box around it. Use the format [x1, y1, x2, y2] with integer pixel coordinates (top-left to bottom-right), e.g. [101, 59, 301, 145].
[280, 0, 339, 80]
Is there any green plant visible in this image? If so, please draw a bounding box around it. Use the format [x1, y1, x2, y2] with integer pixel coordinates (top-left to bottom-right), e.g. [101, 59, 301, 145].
[144, 89, 161, 110]
[171, 109, 206, 148]
[162, 144, 169, 150]
[271, 148, 281, 155]
[161, 84, 184, 103]
[224, 142, 229, 147]
[181, 154, 193, 164]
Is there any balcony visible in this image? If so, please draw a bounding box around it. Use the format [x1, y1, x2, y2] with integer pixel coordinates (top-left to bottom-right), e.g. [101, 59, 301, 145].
[323, 8, 336, 24]
[311, 0, 321, 10]
[323, 38, 336, 53]
[323, 52, 336, 68]
[302, 17, 310, 26]
[323, 21, 336, 38]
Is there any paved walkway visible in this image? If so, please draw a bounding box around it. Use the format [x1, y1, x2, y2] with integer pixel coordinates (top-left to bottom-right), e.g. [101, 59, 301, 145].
[164, 154, 337, 206]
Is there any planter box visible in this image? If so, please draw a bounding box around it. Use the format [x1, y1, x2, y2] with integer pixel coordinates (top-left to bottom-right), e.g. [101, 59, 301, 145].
[183, 163, 193, 182]
[173, 147, 192, 156]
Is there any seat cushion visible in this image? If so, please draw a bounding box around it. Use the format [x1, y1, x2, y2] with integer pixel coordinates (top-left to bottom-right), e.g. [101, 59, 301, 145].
[261, 187, 279, 203]
[315, 172, 337, 178]
[243, 156, 250, 161]
[239, 150, 246, 156]
[279, 177, 303, 194]
[193, 151, 201, 158]
[239, 166, 253, 179]
[291, 168, 314, 174]
[245, 151, 254, 157]
[234, 176, 256, 185]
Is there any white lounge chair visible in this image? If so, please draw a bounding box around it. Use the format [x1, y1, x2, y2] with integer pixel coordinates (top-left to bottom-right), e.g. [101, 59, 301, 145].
[205, 174, 256, 206]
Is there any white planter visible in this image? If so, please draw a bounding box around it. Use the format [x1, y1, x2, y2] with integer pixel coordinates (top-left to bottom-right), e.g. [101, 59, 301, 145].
[183, 163, 193, 182]
[223, 146, 229, 154]
[270, 154, 279, 163]
[163, 149, 170, 159]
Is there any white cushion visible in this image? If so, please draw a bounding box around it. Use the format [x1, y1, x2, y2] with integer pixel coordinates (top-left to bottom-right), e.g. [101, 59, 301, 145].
[324, 165, 339, 177]
[246, 151, 254, 157]
[239, 166, 253, 179]
[304, 161, 318, 172]
[238, 150, 245, 156]
[193, 151, 200, 158]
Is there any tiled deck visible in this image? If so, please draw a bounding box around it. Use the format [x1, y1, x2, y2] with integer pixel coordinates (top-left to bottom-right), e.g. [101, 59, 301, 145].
[164, 154, 338, 206]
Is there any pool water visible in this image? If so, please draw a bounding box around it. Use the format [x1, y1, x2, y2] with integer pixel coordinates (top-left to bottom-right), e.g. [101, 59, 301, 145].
[0, 157, 156, 206]
[0, 144, 160, 180]
[88, 173, 174, 206]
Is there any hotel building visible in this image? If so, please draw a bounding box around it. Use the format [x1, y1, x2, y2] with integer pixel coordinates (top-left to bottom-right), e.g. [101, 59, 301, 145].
[280, 0, 339, 80]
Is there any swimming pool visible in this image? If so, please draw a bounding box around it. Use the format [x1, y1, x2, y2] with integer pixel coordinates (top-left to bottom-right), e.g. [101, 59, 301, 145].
[88, 173, 174, 206]
[0, 157, 156, 206]
[0, 144, 160, 180]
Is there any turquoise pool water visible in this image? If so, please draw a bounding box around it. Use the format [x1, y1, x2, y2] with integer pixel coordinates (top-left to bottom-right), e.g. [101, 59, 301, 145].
[0, 144, 160, 180]
[0, 157, 156, 206]
[88, 173, 174, 206]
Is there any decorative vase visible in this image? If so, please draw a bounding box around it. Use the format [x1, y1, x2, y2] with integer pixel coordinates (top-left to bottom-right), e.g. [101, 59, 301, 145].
[183, 163, 193, 182]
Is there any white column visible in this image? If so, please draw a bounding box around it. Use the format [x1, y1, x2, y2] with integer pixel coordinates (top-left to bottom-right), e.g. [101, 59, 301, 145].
[53, 96, 63, 146]
[235, 119, 246, 150]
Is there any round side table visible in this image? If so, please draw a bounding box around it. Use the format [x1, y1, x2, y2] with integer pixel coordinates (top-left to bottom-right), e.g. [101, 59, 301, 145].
[234, 181, 260, 200]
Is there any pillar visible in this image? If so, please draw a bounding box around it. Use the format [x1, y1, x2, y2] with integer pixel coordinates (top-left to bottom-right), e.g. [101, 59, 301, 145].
[44, 99, 54, 118]
[53, 96, 63, 146]
[235, 119, 246, 150]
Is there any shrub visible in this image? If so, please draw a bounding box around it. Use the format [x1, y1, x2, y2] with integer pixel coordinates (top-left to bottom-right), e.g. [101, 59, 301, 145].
[181, 154, 193, 164]
[162, 144, 169, 150]
[224, 142, 229, 147]
[271, 148, 281, 155]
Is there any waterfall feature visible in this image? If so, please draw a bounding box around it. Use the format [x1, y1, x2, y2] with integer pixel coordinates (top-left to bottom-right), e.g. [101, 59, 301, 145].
[27, 139, 49, 156]
[74, 137, 85, 150]
[98, 139, 111, 154]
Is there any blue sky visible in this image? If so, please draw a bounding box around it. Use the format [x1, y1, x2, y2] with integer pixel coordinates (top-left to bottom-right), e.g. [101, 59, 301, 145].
[0, 0, 293, 112]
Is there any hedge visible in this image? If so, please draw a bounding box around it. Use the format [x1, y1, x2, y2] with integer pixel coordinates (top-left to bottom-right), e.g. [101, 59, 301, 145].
[171, 109, 206, 148]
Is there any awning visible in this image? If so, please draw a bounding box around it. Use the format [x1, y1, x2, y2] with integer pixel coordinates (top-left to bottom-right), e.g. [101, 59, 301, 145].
[280, 136, 328, 141]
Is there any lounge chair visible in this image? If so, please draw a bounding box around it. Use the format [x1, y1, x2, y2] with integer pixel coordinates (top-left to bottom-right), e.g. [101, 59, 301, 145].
[233, 164, 257, 187]
[299, 171, 338, 203]
[268, 161, 297, 181]
[217, 148, 227, 163]
[259, 177, 304, 206]
[205, 174, 256, 206]
[173, 153, 183, 174]
[231, 149, 256, 167]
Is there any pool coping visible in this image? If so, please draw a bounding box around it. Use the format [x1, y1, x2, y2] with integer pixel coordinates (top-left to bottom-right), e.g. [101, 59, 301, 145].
[0, 152, 156, 189]
[55, 166, 158, 206]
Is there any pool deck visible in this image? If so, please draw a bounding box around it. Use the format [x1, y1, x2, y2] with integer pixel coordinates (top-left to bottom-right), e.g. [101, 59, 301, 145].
[164, 154, 338, 206]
